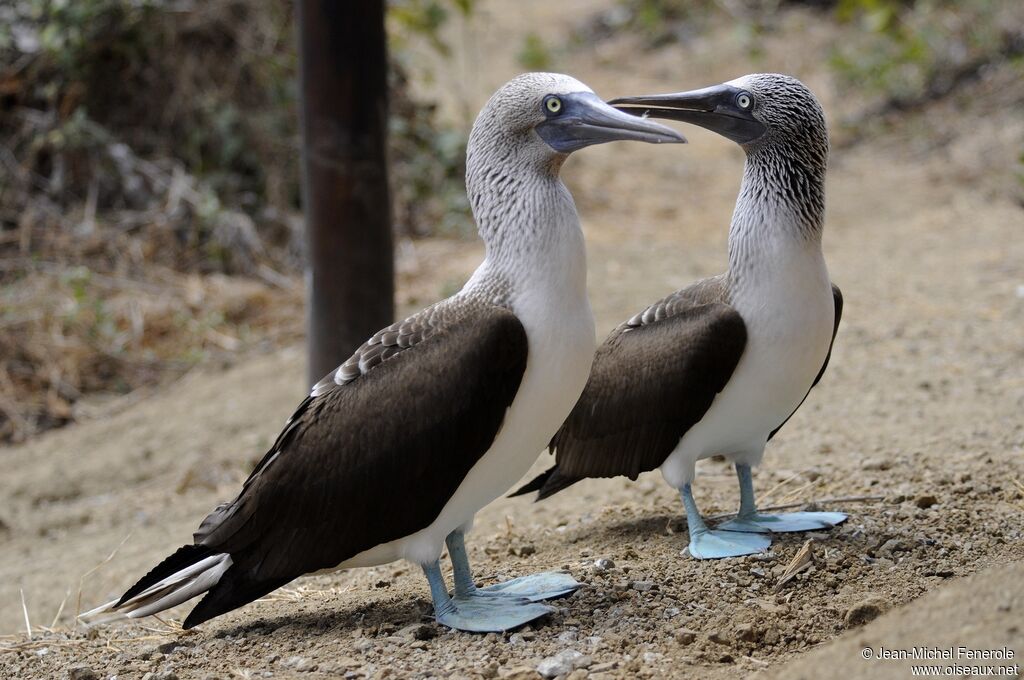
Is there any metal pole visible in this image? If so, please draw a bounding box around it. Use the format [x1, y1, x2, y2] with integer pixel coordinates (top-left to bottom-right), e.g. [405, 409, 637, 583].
[297, 0, 394, 386]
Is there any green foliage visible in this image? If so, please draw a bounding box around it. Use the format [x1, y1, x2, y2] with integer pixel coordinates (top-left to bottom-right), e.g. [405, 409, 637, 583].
[0, 0, 479, 286]
[518, 33, 552, 70]
[828, 0, 1022, 107]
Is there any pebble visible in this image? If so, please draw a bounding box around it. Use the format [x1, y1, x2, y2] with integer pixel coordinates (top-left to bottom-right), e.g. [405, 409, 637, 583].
[141, 673, 179, 680]
[68, 667, 99, 680]
[503, 667, 542, 680]
[675, 629, 697, 645]
[593, 558, 615, 572]
[589, 662, 617, 673]
[862, 458, 892, 471]
[282, 656, 317, 672]
[536, 650, 590, 678]
[631, 580, 656, 592]
[707, 631, 730, 645]
[397, 623, 436, 641]
[844, 597, 890, 628]
[915, 494, 939, 509]
[735, 623, 760, 642]
[557, 630, 580, 644]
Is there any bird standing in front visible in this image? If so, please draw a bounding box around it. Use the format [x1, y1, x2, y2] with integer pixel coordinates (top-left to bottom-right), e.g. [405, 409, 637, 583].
[515, 74, 847, 559]
[81, 73, 683, 632]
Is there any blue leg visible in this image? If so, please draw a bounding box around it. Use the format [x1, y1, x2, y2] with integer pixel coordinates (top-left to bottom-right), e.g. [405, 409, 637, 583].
[446, 530, 579, 602]
[421, 559, 552, 633]
[681, 484, 771, 559]
[717, 464, 848, 533]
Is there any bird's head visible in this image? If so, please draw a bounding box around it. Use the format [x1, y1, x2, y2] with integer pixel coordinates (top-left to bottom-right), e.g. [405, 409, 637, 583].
[609, 73, 827, 160]
[470, 72, 684, 165]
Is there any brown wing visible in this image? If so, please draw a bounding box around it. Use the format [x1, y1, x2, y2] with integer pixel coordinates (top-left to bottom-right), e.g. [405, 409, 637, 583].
[515, 276, 746, 499]
[768, 283, 843, 440]
[179, 301, 528, 627]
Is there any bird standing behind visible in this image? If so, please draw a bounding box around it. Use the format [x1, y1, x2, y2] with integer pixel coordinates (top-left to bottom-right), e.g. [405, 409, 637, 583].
[515, 74, 847, 559]
[81, 73, 683, 632]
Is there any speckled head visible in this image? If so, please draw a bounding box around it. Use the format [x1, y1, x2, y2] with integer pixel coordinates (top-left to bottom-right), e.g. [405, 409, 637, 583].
[609, 73, 827, 163]
[468, 72, 684, 161]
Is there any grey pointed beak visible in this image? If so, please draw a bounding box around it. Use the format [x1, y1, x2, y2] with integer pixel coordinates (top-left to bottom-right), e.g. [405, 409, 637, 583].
[536, 92, 686, 153]
[610, 84, 767, 145]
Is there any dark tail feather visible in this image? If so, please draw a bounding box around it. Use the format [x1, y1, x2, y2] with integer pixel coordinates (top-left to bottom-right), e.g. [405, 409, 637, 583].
[116, 544, 214, 607]
[183, 569, 289, 629]
[509, 465, 581, 501]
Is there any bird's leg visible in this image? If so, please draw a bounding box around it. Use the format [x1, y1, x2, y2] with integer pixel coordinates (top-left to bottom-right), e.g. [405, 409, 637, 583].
[445, 529, 580, 602]
[445, 530, 485, 597]
[716, 464, 848, 534]
[422, 560, 457, 619]
[422, 553, 553, 633]
[681, 483, 771, 559]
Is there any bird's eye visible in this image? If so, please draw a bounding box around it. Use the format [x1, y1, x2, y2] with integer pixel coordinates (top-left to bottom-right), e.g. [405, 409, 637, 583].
[736, 93, 753, 110]
[544, 96, 563, 114]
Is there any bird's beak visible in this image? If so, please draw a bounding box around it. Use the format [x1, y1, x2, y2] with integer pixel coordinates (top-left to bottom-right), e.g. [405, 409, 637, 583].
[536, 92, 686, 153]
[609, 84, 767, 145]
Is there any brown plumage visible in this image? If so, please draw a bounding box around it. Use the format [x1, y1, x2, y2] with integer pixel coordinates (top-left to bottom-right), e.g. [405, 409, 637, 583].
[514, 279, 842, 500]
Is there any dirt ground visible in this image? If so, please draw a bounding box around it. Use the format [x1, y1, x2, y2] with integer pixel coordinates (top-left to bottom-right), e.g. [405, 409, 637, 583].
[2, 2, 1023, 678]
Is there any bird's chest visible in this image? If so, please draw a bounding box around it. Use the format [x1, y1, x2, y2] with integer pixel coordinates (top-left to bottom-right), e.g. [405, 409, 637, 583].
[725, 258, 835, 434]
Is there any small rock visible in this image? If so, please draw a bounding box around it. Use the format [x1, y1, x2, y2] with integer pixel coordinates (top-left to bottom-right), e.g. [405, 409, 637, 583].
[663, 606, 680, 619]
[707, 631, 730, 645]
[282, 656, 317, 672]
[480, 661, 500, 679]
[508, 632, 528, 645]
[630, 580, 656, 592]
[877, 538, 905, 557]
[397, 623, 436, 641]
[537, 650, 586, 678]
[593, 558, 615, 572]
[566, 671, 589, 680]
[518, 544, 537, 557]
[557, 630, 580, 644]
[844, 597, 890, 628]
[68, 667, 99, 680]
[589, 662, 617, 673]
[861, 458, 892, 471]
[735, 623, 760, 642]
[503, 667, 542, 680]
[915, 494, 938, 509]
[675, 629, 698, 645]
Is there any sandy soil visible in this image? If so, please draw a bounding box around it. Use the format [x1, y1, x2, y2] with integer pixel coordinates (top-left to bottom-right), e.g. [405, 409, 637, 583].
[2, 2, 1023, 678]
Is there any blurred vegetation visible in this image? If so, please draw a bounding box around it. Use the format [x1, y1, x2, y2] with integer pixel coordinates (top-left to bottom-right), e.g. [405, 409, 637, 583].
[829, 0, 1023, 113]
[605, 0, 1022, 118]
[517, 33, 553, 70]
[0, 0, 475, 443]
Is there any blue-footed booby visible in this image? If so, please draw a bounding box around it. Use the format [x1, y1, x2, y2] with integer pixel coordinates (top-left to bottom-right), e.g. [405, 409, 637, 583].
[514, 74, 846, 559]
[81, 73, 683, 632]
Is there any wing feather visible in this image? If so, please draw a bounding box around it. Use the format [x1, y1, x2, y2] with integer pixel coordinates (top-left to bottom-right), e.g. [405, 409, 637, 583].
[184, 301, 528, 627]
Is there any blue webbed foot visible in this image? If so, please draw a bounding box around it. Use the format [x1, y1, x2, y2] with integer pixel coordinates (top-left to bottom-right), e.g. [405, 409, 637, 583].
[717, 511, 848, 534]
[435, 594, 554, 633]
[687, 527, 772, 559]
[477, 571, 580, 602]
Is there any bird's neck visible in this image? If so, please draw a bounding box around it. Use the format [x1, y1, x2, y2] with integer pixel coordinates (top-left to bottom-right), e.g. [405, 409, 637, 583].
[464, 149, 589, 310]
[727, 145, 827, 296]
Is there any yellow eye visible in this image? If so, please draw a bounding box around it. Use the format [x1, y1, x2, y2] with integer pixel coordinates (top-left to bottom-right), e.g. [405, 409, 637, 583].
[545, 97, 562, 114]
[737, 93, 752, 109]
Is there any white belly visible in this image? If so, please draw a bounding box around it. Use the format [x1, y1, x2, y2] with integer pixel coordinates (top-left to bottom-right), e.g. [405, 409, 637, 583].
[340, 301, 596, 570]
[661, 254, 835, 489]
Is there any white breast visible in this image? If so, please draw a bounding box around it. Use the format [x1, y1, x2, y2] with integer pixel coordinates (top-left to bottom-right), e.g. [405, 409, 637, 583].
[661, 238, 834, 489]
[341, 217, 596, 569]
